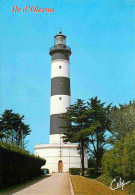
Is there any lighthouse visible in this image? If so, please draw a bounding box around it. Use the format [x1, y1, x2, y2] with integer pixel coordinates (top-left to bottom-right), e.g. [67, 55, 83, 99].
[49, 32, 71, 144]
[34, 32, 88, 173]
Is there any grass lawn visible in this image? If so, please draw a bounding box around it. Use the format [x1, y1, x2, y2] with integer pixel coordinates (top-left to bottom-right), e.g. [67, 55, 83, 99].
[70, 175, 128, 195]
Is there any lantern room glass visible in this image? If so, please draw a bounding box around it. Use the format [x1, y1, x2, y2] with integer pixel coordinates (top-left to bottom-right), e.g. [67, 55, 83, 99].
[55, 35, 66, 45]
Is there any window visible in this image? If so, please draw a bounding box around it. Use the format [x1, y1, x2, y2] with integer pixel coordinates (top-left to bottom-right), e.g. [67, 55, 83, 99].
[59, 97, 62, 100]
[59, 66, 62, 69]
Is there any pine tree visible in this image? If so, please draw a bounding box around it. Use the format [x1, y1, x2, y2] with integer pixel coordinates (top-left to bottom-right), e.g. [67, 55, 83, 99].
[61, 99, 99, 176]
[87, 97, 112, 171]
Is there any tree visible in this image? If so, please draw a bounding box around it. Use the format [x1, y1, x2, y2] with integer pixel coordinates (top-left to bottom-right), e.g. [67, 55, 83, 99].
[61, 97, 112, 175]
[108, 100, 135, 142]
[101, 130, 135, 181]
[101, 141, 123, 178]
[122, 130, 135, 180]
[87, 97, 112, 171]
[0, 109, 31, 147]
[61, 99, 99, 176]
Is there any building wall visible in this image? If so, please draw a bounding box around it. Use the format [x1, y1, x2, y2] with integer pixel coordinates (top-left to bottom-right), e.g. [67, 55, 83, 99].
[35, 144, 88, 173]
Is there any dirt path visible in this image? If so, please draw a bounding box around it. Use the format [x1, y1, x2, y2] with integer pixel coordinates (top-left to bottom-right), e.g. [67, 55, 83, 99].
[12, 173, 71, 195]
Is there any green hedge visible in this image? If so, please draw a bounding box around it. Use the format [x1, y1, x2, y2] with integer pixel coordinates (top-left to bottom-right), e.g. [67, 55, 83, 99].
[86, 168, 96, 177]
[69, 168, 96, 178]
[69, 168, 80, 175]
[0, 143, 46, 189]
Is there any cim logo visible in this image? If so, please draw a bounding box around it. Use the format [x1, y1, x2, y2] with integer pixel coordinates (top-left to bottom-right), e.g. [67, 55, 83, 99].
[110, 177, 130, 191]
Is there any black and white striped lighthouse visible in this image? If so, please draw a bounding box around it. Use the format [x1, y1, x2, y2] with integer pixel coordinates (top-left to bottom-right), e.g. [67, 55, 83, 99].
[34, 32, 88, 172]
[49, 32, 71, 144]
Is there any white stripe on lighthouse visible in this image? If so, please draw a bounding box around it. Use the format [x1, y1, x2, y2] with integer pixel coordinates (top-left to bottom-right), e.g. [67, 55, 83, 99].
[51, 60, 70, 79]
[50, 134, 64, 144]
[50, 95, 71, 115]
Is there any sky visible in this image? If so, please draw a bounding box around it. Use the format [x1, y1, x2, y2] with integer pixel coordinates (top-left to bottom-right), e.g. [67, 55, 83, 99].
[0, 0, 135, 153]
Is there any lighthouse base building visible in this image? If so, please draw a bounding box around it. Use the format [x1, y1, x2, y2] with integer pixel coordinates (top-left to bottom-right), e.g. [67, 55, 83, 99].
[34, 32, 88, 173]
[34, 137, 88, 173]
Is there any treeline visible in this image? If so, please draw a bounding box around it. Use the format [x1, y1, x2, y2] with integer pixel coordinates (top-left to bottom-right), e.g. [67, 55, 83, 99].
[61, 97, 135, 182]
[102, 101, 135, 181]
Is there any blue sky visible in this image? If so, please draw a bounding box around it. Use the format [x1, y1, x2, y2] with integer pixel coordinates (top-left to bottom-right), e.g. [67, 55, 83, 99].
[0, 0, 135, 153]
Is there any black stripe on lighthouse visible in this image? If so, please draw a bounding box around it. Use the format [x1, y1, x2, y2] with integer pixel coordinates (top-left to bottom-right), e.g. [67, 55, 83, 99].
[50, 113, 69, 134]
[51, 77, 70, 96]
[51, 51, 69, 61]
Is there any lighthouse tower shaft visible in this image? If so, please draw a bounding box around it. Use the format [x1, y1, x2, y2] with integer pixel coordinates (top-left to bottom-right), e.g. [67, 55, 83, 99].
[49, 32, 71, 144]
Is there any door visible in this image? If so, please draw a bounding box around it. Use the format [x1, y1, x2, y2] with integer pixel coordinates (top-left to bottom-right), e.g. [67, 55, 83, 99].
[58, 160, 63, 172]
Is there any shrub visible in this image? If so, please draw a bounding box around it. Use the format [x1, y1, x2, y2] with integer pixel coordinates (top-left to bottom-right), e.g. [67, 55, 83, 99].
[69, 168, 81, 175]
[69, 168, 97, 178]
[86, 168, 96, 178]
